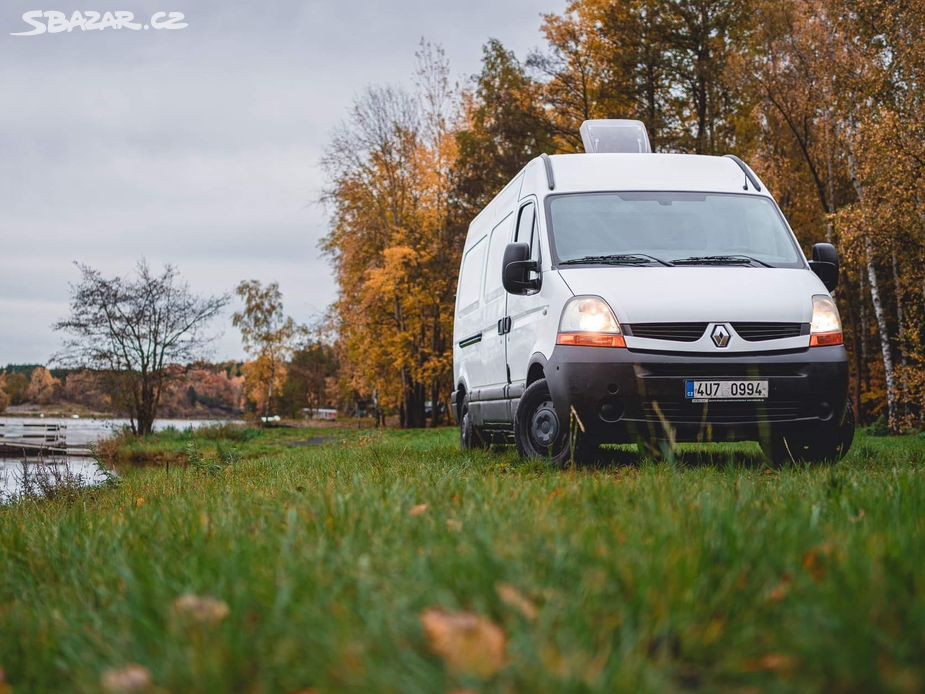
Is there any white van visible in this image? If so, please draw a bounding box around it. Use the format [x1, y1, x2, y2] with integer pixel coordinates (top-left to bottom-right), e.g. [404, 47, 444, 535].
[451, 119, 853, 464]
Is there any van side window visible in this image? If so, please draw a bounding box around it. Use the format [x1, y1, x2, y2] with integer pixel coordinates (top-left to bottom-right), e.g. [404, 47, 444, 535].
[516, 202, 540, 264]
[458, 237, 486, 314]
[483, 213, 513, 302]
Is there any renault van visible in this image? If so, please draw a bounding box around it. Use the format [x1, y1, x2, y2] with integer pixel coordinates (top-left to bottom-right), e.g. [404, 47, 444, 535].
[451, 119, 853, 464]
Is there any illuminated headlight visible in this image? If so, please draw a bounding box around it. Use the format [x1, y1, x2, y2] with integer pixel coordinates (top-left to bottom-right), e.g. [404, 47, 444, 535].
[557, 296, 626, 348]
[810, 295, 843, 347]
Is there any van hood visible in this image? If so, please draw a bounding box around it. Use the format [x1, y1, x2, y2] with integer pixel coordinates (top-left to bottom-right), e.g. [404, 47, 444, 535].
[558, 266, 823, 324]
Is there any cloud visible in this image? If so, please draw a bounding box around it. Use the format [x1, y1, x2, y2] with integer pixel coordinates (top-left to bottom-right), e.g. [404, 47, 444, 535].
[0, 0, 551, 363]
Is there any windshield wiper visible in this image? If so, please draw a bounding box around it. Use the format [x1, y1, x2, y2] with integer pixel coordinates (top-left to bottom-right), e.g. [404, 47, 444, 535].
[559, 253, 672, 267]
[670, 254, 772, 268]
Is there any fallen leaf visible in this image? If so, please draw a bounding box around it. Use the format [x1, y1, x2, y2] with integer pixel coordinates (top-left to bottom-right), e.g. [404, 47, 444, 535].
[173, 593, 230, 625]
[745, 653, 796, 673]
[409, 503, 429, 517]
[496, 583, 538, 621]
[134, 497, 146, 508]
[802, 544, 832, 583]
[767, 574, 793, 603]
[446, 519, 463, 532]
[421, 608, 506, 677]
[101, 664, 152, 692]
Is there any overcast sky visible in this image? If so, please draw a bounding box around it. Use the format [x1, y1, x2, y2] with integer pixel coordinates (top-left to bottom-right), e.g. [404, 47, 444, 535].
[0, 0, 559, 365]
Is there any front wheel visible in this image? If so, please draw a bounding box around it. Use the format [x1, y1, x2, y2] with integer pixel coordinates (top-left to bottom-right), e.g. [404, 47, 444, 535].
[761, 403, 855, 465]
[515, 379, 596, 466]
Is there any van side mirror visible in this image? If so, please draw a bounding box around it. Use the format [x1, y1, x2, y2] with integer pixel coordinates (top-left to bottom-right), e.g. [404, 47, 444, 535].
[502, 242, 540, 294]
[809, 242, 839, 292]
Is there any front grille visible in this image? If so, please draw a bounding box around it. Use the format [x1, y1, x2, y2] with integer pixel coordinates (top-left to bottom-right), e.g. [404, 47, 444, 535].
[625, 322, 708, 342]
[732, 322, 807, 341]
[642, 400, 803, 424]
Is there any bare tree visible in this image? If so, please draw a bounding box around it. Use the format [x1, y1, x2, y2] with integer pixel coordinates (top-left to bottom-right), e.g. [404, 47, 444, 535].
[53, 261, 229, 435]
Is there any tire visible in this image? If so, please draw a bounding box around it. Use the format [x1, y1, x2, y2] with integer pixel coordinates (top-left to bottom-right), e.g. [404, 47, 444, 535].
[460, 394, 489, 451]
[761, 403, 855, 465]
[514, 378, 596, 466]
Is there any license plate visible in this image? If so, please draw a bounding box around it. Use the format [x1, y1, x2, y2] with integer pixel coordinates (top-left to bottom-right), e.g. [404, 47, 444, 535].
[685, 380, 768, 401]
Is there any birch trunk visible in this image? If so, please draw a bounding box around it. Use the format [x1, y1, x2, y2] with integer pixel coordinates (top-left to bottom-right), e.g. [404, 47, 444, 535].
[848, 151, 899, 431]
[891, 251, 907, 366]
[859, 270, 869, 385]
[864, 236, 898, 430]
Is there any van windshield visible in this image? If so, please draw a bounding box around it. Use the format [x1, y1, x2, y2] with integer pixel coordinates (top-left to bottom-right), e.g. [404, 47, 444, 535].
[547, 192, 805, 268]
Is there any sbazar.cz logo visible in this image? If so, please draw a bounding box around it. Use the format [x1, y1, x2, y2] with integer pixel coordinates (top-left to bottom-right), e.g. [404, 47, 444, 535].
[11, 10, 188, 36]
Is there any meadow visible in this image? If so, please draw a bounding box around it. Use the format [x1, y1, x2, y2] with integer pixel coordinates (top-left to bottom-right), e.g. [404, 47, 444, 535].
[1, 426, 923, 692]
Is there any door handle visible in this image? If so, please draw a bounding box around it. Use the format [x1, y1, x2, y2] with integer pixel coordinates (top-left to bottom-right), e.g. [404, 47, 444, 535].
[497, 316, 512, 335]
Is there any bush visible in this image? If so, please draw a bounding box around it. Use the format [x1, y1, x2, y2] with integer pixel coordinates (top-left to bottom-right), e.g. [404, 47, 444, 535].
[863, 416, 891, 437]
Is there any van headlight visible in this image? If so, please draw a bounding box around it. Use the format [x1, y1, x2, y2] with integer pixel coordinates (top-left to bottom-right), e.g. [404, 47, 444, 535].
[810, 295, 843, 347]
[556, 296, 626, 348]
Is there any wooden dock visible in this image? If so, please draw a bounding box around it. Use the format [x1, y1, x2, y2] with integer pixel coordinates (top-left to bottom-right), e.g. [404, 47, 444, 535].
[0, 422, 91, 456]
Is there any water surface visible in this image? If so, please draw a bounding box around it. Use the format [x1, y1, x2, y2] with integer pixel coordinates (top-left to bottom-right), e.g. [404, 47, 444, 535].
[0, 417, 232, 502]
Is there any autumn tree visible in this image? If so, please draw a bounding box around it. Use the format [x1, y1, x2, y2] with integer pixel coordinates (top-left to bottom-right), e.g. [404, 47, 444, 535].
[0, 371, 29, 406]
[732, 0, 925, 430]
[54, 261, 228, 435]
[0, 377, 9, 414]
[232, 280, 296, 423]
[526, 0, 748, 152]
[322, 43, 458, 427]
[25, 367, 60, 405]
[279, 341, 339, 417]
[61, 370, 111, 411]
[454, 40, 556, 218]
[829, 0, 925, 430]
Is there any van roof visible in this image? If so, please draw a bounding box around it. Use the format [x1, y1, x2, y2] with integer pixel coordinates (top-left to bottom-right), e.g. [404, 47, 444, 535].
[538, 153, 769, 196]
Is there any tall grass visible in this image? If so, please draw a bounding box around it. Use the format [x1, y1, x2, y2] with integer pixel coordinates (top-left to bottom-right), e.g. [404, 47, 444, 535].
[1, 428, 923, 692]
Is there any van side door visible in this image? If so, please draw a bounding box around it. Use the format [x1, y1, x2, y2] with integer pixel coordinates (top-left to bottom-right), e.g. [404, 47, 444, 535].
[506, 199, 546, 388]
[475, 212, 515, 421]
[455, 235, 488, 390]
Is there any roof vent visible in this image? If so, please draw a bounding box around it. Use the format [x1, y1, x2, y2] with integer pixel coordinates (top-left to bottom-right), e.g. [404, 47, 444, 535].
[579, 119, 652, 154]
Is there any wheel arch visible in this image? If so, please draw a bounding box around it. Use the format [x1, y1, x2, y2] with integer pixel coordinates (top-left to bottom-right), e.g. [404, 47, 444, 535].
[453, 380, 468, 423]
[525, 353, 548, 388]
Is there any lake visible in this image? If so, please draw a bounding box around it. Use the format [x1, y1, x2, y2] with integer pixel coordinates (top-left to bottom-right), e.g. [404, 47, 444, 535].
[0, 417, 233, 502]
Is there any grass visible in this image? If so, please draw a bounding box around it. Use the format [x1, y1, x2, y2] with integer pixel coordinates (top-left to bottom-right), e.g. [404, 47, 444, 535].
[1, 427, 924, 692]
[92, 423, 328, 468]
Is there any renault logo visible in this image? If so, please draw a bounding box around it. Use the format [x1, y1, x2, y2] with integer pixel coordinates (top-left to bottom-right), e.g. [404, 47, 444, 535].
[711, 324, 731, 348]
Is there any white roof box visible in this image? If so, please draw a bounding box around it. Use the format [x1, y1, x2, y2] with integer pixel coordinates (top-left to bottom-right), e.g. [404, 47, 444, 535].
[580, 119, 652, 154]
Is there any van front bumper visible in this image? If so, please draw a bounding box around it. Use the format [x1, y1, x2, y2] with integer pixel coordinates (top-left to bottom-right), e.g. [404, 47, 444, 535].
[545, 345, 849, 443]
